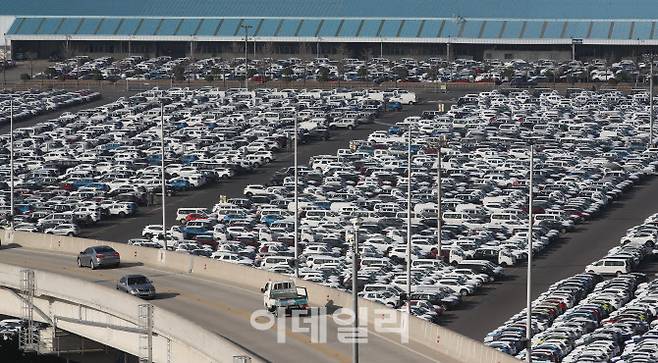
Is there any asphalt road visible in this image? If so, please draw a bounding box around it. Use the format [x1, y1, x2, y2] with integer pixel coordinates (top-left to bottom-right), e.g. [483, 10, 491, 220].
[441, 175, 658, 340]
[0, 247, 456, 363]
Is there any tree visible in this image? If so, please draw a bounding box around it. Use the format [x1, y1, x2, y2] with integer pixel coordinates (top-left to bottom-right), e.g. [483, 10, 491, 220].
[282, 66, 293, 82]
[501, 67, 515, 81]
[204, 74, 214, 82]
[45, 67, 59, 80]
[394, 67, 409, 80]
[91, 69, 103, 81]
[336, 62, 345, 86]
[317, 66, 330, 82]
[426, 66, 439, 81]
[335, 43, 349, 61]
[357, 66, 369, 81]
[173, 65, 185, 81]
[19, 73, 31, 82]
[543, 70, 555, 83]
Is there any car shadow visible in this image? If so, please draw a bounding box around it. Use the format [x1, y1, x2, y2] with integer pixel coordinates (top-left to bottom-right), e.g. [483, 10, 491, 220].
[115, 262, 144, 268]
[154, 292, 179, 300]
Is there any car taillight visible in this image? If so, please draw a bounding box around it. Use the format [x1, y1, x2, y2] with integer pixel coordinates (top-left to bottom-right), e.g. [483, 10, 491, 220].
[114, 252, 120, 257]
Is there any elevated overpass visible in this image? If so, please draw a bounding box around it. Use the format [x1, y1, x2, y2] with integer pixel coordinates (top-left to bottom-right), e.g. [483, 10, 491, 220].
[0, 231, 520, 363]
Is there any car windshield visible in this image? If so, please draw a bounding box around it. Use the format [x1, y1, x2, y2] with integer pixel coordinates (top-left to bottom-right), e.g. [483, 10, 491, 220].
[95, 247, 115, 253]
[127, 276, 149, 285]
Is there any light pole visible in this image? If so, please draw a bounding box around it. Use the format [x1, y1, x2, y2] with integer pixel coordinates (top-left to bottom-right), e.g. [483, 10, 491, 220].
[160, 103, 168, 251]
[3, 34, 7, 87]
[380, 39, 383, 58]
[293, 116, 299, 278]
[241, 25, 253, 89]
[436, 145, 442, 257]
[650, 54, 654, 148]
[526, 144, 534, 363]
[406, 125, 412, 315]
[9, 97, 14, 230]
[316, 37, 320, 59]
[351, 218, 360, 363]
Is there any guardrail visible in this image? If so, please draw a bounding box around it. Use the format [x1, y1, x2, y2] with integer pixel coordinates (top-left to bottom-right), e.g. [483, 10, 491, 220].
[0, 260, 260, 363]
[5, 231, 520, 363]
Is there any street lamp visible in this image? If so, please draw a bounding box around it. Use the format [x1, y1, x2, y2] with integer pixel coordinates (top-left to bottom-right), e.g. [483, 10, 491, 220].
[160, 103, 168, 251]
[350, 217, 361, 363]
[3, 34, 7, 87]
[406, 124, 413, 315]
[526, 144, 534, 363]
[293, 116, 299, 278]
[9, 97, 14, 230]
[649, 54, 654, 148]
[436, 144, 442, 257]
[241, 25, 253, 90]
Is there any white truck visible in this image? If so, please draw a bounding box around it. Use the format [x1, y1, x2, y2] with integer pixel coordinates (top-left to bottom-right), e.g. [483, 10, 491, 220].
[261, 280, 309, 316]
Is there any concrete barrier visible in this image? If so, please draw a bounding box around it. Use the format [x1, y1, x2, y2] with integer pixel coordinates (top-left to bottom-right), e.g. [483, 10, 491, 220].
[9, 231, 519, 363]
[0, 262, 261, 363]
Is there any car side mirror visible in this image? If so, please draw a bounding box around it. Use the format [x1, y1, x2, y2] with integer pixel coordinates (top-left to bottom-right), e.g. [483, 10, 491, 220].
[79, 251, 85, 255]
[260, 287, 266, 293]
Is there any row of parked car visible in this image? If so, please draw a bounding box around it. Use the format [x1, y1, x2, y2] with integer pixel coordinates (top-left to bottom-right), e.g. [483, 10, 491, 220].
[127, 85, 658, 323]
[34, 55, 653, 84]
[0, 86, 411, 235]
[0, 89, 101, 126]
[486, 212, 658, 362]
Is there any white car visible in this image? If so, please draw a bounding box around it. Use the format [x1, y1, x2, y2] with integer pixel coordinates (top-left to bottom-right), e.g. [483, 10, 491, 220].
[243, 184, 269, 196]
[329, 119, 357, 129]
[142, 225, 164, 238]
[44, 224, 80, 237]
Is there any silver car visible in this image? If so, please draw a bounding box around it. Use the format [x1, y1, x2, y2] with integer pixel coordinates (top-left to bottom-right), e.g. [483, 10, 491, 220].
[116, 274, 156, 299]
[77, 245, 120, 269]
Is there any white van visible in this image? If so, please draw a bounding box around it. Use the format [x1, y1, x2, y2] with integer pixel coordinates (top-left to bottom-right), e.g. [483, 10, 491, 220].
[585, 258, 630, 275]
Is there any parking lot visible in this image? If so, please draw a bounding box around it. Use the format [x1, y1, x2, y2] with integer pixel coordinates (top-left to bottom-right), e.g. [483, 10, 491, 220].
[3, 73, 658, 354]
[29, 55, 652, 85]
[48, 85, 654, 327]
[486, 209, 658, 361]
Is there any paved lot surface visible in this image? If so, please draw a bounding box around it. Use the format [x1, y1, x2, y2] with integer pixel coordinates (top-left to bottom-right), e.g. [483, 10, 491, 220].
[441, 176, 658, 339]
[0, 247, 457, 363]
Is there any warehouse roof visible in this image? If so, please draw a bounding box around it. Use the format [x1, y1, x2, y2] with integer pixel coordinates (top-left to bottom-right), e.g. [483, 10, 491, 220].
[2, 0, 658, 20]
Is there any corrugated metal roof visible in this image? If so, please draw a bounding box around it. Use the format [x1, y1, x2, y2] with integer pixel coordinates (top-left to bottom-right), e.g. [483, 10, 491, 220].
[9, 16, 658, 44]
[2, 0, 658, 20]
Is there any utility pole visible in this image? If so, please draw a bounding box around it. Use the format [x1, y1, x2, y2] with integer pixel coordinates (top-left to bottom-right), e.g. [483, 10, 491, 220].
[436, 145, 442, 257]
[160, 103, 168, 251]
[241, 25, 253, 90]
[526, 144, 534, 363]
[650, 54, 654, 148]
[316, 38, 320, 59]
[9, 97, 14, 230]
[380, 39, 383, 58]
[351, 218, 360, 363]
[293, 116, 299, 278]
[3, 34, 7, 87]
[406, 125, 412, 315]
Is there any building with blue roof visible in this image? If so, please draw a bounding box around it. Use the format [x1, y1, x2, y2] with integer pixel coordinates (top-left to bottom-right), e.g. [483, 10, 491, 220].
[1, 0, 657, 60]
